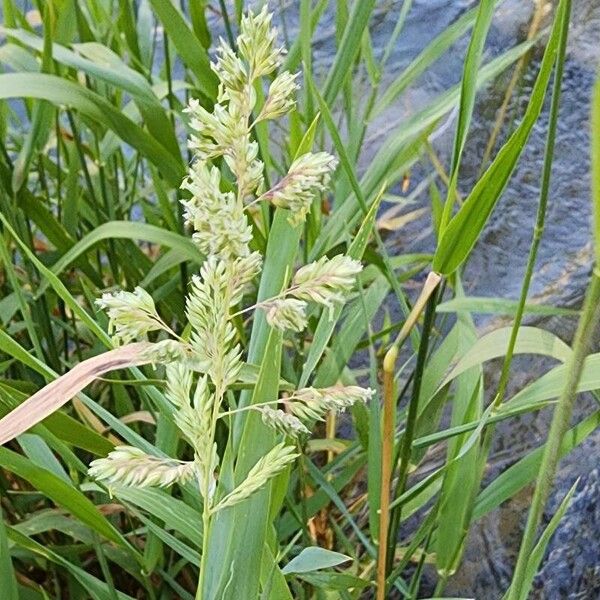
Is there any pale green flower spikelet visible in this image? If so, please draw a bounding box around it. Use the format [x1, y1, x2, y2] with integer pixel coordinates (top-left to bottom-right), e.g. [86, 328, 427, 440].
[286, 386, 375, 422]
[237, 6, 285, 80]
[257, 71, 300, 122]
[89, 446, 196, 489]
[263, 298, 308, 332]
[211, 442, 298, 513]
[186, 258, 246, 387]
[165, 362, 193, 408]
[229, 252, 263, 304]
[290, 255, 363, 315]
[181, 162, 252, 260]
[187, 376, 218, 499]
[261, 152, 338, 225]
[96, 287, 165, 344]
[212, 40, 247, 97]
[165, 365, 217, 499]
[258, 406, 309, 438]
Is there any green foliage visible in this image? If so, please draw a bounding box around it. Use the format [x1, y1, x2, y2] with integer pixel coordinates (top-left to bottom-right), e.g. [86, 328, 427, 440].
[0, 1, 594, 599]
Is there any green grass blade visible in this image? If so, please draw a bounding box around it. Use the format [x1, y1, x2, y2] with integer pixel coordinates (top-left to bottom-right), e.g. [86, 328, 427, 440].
[474, 410, 599, 520]
[0, 73, 184, 186]
[372, 3, 485, 118]
[440, 0, 495, 232]
[148, 0, 218, 98]
[432, 1, 565, 274]
[322, 0, 376, 106]
[0, 446, 135, 553]
[503, 480, 578, 600]
[0, 519, 18, 600]
[7, 527, 136, 600]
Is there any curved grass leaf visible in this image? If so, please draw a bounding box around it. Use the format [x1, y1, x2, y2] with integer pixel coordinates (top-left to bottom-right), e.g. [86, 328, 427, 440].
[3, 29, 180, 158]
[148, 0, 218, 98]
[439, 326, 572, 390]
[0, 447, 133, 552]
[0, 73, 184, 186]
[322, 0, 376, 106]
[474, 410, 600, 520]
[7, 527, 136, 600]
[0, 343, 155, 446]
[0, 520, 18, 600]
[432, 0, 566, 274]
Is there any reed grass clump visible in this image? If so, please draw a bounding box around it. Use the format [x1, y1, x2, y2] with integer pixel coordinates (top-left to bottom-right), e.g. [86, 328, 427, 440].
[0, 1, 597, 599]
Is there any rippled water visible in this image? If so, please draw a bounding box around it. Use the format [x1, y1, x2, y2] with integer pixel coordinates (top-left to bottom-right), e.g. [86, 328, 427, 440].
[349, 1, 600, 597]
[274, 0, 600, 596]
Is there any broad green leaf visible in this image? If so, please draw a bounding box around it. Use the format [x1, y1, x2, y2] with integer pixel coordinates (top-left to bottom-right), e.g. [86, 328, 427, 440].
[204, 208, 302, 598]
[435, 280, 483, 576]
[440, 326, 572, 389]
[282, 547, 351, 574]
[508, 352, 600, 409]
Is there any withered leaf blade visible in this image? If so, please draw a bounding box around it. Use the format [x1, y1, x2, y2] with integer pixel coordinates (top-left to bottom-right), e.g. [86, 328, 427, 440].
[0, 342, 155, 446]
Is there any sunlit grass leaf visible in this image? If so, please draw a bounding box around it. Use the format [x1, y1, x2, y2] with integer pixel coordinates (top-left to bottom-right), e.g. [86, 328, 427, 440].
[0, 343, 155, 446]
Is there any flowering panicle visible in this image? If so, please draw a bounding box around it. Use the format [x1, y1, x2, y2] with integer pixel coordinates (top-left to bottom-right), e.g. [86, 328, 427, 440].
[257, 71, 300, 122]
[260, 153, 338, 224]
[237, 7, 285, 79]
[286, 386, 375, 422]
[89, 446, 195, 489]
[290, 255, 362, 312]
[90, 8, 372, 523]
[96, 287, 166, 344]
[263, 298, 308, 332]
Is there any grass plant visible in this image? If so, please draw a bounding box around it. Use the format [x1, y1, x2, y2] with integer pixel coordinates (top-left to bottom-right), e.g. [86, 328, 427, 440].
[0, 1, 597, 599]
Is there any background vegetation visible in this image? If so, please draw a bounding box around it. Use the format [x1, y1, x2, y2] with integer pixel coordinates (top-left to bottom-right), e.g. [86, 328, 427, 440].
[0, 0, 598, 598]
